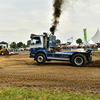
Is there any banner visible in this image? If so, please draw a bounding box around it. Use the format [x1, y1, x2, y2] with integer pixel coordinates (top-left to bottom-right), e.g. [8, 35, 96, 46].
[83, 28, 87, 41]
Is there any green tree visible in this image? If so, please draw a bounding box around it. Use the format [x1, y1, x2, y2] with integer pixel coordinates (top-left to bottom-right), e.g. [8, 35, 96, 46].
[10, 42, 16, 48]
[17, 42, 23, 48]
[56, 39, 61, 43]
[76, 38, 82, 45]
[22, 44, 27, 48]
[67, 42, 71, 45]
[27, 40, 31, 46]
[0, 41, 8, 47]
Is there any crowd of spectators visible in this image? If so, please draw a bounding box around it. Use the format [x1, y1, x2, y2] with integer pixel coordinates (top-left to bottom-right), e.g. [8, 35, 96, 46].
[7, 48, 29, 52]
[60, 45, 100, 51]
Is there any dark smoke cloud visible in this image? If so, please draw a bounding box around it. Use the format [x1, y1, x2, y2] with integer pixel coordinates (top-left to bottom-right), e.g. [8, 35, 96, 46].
[50, 0, 64, 35]
[50, 0, 79, 35]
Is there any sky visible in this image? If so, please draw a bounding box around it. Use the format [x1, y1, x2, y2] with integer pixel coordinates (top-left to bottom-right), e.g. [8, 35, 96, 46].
[0, 0, 100, 44]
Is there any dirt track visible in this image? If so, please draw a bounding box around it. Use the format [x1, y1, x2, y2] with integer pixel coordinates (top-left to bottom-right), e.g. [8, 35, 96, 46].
[0, 54, 100, 94]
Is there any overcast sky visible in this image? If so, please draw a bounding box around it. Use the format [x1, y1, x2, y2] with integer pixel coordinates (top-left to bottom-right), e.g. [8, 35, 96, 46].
[0, 0, 100, 44]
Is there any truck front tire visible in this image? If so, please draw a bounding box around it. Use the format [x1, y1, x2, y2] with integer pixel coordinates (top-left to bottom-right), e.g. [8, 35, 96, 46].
[36, 53, 46, 64]
[71, 54, 86, 67]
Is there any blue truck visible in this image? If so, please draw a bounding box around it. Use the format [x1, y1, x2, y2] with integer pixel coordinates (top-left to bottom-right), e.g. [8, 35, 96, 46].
[29, 33, 92, 67]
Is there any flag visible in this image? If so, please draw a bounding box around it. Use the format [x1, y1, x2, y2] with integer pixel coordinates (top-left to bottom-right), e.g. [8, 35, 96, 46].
[67, 36, 73, 42]
[83, 28, 87, 41]
[8, 41, 10, 48]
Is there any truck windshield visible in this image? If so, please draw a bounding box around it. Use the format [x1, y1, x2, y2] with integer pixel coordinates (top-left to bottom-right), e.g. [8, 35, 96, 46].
[0, 46, 2, 50]
[31, 37, 40, 45]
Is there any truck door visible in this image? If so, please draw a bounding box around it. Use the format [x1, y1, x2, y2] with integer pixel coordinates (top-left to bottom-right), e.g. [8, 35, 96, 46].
[30, 36, 43, 53]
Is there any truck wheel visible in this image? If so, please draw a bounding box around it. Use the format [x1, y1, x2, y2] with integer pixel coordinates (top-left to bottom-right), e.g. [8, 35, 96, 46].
[71, 54, 86, 67]
[36, 53, 46, 64]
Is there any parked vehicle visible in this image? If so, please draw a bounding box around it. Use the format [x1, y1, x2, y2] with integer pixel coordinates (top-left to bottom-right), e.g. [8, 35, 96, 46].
[0, 44, 9, 55]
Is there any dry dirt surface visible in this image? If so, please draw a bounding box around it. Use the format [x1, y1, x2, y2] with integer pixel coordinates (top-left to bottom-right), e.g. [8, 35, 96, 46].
[0, 54, 100, 94]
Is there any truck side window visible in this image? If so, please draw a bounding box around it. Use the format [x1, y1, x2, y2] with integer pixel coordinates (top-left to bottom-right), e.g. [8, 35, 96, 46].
[31, 37, 40, 45]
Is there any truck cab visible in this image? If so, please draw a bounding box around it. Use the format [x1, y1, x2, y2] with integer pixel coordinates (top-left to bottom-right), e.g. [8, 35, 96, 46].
[29, 33, 92, 67]
[30, 35, 43, 53]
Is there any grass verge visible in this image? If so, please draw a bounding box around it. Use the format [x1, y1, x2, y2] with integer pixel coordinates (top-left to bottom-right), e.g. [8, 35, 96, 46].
[92, 56, 100, 58]
[0, 87, 100, 100]
[92, 50, 100, 52]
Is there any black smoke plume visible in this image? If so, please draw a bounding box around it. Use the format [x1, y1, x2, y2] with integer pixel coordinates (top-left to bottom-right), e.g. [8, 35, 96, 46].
[50, 0, 64, 35]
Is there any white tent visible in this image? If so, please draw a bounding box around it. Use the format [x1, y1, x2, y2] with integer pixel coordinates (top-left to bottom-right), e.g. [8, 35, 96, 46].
[91, 28, 100, 43]
[61, 41, 66, 44]
[70, 40, 78, 46]
[83, 41, 90, 46]
[60, 41, 67, 46]
[88, 39, 96, 45]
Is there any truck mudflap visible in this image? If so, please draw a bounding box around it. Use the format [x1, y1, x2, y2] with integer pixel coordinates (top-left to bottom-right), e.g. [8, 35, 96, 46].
[86, 49, 92, 63]
[88, 55, 92, 64]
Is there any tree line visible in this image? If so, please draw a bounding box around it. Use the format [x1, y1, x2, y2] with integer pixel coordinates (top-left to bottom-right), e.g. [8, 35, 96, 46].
[0, 40, 31, 49]
[0, 38, 82, 49]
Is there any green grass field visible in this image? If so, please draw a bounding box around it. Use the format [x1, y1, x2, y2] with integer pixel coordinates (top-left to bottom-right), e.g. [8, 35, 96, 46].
[92, 56, 100, 58]
[0, 87, 100, 100]
[92, 50, 100, 52]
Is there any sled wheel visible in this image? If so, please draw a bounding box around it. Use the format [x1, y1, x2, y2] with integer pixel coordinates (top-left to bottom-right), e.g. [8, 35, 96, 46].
[71, 54, 86, 67]
[36, 53, 46, 64]
[1, 52, 5, 56]
[6, 50, 9, 54]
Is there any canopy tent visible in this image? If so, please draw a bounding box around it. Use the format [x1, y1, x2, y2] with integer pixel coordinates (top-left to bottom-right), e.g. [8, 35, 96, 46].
[91, 28, 100, 43]
[60, 41, 66, 45]
[61, 41, 66, 44]
[70, 40, 78, 46]
[88, 39, 96, 45]
[83, 41, 90, 46]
